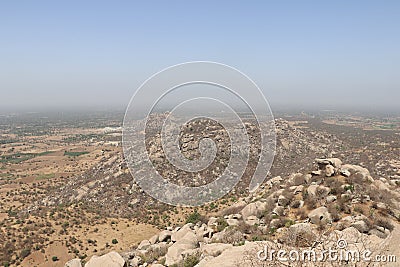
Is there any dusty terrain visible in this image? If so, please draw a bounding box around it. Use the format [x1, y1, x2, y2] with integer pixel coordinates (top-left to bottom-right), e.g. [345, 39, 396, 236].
[0, 110, 399, 267]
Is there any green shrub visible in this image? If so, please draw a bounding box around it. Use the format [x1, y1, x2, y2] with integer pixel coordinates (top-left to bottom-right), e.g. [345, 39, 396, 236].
[216, 218, 229, 232]
[185, 211, 205, 224]
[20, 249, 31, 259]
[183, 253, 200, 267]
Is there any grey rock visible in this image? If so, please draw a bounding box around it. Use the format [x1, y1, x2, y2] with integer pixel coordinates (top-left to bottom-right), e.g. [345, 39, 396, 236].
[158, 230, 172, 242]
[85, 251, 126, 267]
[138, 240, 151, 250]
[65, 259, 82, 267]
[308, 207, 332, 225]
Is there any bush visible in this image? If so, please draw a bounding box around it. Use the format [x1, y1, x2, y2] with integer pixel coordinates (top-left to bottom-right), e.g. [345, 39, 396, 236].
[374, 217, 394, 231]
[216, 218, 229, 232]
[304, 197, 317, 209]
[295, 208, 308, 220]
[52, 256, 59, 262]
[327, 204, 341, 222]
[20, 249, 31, 259]
[183, 253, 200, 267]
[139, 245, 168, 263]
[291, 200, 301, 209]
[111, 239, 118, 244]
[185, 211, 205, 224]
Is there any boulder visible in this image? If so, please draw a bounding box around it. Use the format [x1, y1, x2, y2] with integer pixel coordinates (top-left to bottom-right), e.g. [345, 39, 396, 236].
[195, 224, 213, 239]
[198, 241, 276, 267]
[240, 201, 267, 219]
[149, 234, 159, 244]
[85, 251, 126, 267]
[326, 195, 337, 203]
[138, 239, 151, 250]
[65, 259, 82, 267]
[293, 185, 304, 195]
[307, 185, 318, 196]
[307, 185, 330, 197]
[369, 226, 390, 239]
[341, 164, 373, 182]
[351, 220, 369, 233]
[277, 195, 289, 206]
[226, 218, 239, 226]
[316, 158, 342, 168]
[244, 215, 259, 226]
[304, 174, 312, 183]
[272, 205, 285, 216]
[372, 180, 390, 192]
[207, 217, 218, 227]
[129, 257, 141, 267]
[266, 176, 283, 187]
[308, 207, 332, 225]
[311, 170, 322, 176]
[171, 224, 193, 242]
[158, 230, 172, 242]
[340, 169, 351, 177]
[165, 231, 198, 266]
[269, 218, 281, 228]
[325, 164, 335, 177]
[200, 243, 233, 257]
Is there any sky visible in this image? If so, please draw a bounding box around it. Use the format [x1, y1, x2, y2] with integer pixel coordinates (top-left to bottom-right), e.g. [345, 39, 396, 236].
[0, 1, 399, 112]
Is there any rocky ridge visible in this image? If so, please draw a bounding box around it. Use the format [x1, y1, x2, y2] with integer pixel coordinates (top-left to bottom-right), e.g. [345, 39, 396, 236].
[65, 158, 400, 266]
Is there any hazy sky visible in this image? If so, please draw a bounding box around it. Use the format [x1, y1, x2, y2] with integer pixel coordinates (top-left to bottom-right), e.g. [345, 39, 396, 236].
[1, 1, 399, 112]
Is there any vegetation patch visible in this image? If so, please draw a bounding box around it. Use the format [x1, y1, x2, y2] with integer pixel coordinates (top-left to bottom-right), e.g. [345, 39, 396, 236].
[64, 151, 89, 157]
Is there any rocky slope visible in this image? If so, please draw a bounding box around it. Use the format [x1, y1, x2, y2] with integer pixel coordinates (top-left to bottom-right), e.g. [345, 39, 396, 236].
[65, 158, 400, 267]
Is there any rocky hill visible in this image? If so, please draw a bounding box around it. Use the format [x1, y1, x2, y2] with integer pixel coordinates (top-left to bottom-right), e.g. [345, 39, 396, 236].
[64, 157, 400, 267]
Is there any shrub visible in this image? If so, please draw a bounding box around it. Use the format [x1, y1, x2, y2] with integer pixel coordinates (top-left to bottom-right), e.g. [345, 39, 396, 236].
[374, 217, 394, 231]
[20, 249, 31, 259]
[111, 239, 118, 244]
[327, 204, 340, 222]
[52, 256, 59, 262]
[216, 218, 229, 232]
[139, 245, 168, 263]
[304, 197, 317, 209]
[185, 211, 205, 224]
[295, 208, 308, 220]
[183, 253, 200, 267]
[291, 200, 301, 209]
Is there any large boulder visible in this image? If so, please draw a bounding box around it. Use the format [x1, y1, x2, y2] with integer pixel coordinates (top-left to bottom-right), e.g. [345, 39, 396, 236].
[341, 164, 373, 182]
[165, 231, 199, 266]
[316, 158, 342, 168]
[138, 239, 151, 250]
[85, 251, 126, 267]
[307, 185, 330, 197]
[149, 234, 159, 244]
[200, 243, 233, 257]
[240, 201, 267, 219]
[65, 259, 82, 267]
[308, 207, 332, 225]
[171, 224, 193, 242]
[158, 230, 172, 242]
[244, 215, 260, 226]
[198, 241, 276, 267]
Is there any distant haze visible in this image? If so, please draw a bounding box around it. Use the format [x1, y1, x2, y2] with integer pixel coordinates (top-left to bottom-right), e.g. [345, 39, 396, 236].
[0, 1, 399, 112]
